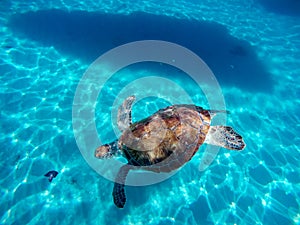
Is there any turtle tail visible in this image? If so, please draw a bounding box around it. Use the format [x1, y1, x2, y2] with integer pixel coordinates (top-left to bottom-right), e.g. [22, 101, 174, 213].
[205, 126, 246, 150]
[113, 164, 131, 208]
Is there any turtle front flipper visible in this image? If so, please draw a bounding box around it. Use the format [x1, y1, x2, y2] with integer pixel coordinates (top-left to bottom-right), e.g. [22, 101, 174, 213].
[95, 140, 121, 159]
[113, 164, 131, 208]
[205, 126, 246, 150]
[117, 96, 136, 132]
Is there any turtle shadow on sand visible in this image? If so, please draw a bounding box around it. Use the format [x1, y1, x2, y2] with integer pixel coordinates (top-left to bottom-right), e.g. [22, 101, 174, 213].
[9, 10, 273, 92]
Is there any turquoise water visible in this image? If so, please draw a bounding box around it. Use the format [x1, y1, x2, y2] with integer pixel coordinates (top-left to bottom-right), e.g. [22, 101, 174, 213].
[1, 0, 299, 224]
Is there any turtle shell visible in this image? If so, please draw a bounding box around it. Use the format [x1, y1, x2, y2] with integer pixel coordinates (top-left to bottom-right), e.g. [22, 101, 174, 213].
[118, 104, 211, 173]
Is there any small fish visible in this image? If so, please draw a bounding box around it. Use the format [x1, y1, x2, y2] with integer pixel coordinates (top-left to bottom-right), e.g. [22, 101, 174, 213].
[44, 170, 58, 182]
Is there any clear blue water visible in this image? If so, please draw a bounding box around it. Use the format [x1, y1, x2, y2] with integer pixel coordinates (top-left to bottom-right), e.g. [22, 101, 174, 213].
[1, 0, 299, 224]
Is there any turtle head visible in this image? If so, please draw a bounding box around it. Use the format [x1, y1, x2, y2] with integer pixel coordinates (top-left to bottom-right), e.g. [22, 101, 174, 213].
[95, 144, 112, 159]
[95, 141, 119, 159]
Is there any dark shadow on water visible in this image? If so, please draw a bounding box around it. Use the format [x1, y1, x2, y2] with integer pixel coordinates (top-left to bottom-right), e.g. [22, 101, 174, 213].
[9, 10, 272, 92]
[257, 0, 300, 17]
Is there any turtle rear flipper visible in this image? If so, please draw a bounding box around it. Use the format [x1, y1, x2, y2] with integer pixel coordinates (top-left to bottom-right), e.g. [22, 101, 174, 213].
[113, 164, 131, 208]
[205, 126, 245, 150]
[117, 96, 136, 132]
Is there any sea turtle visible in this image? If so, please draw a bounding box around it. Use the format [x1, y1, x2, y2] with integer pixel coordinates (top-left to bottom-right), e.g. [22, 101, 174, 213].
[95, 96, 245, 208]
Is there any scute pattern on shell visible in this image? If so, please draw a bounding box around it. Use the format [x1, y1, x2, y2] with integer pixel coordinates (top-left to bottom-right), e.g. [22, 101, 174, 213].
[118, 104, 211, 172]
